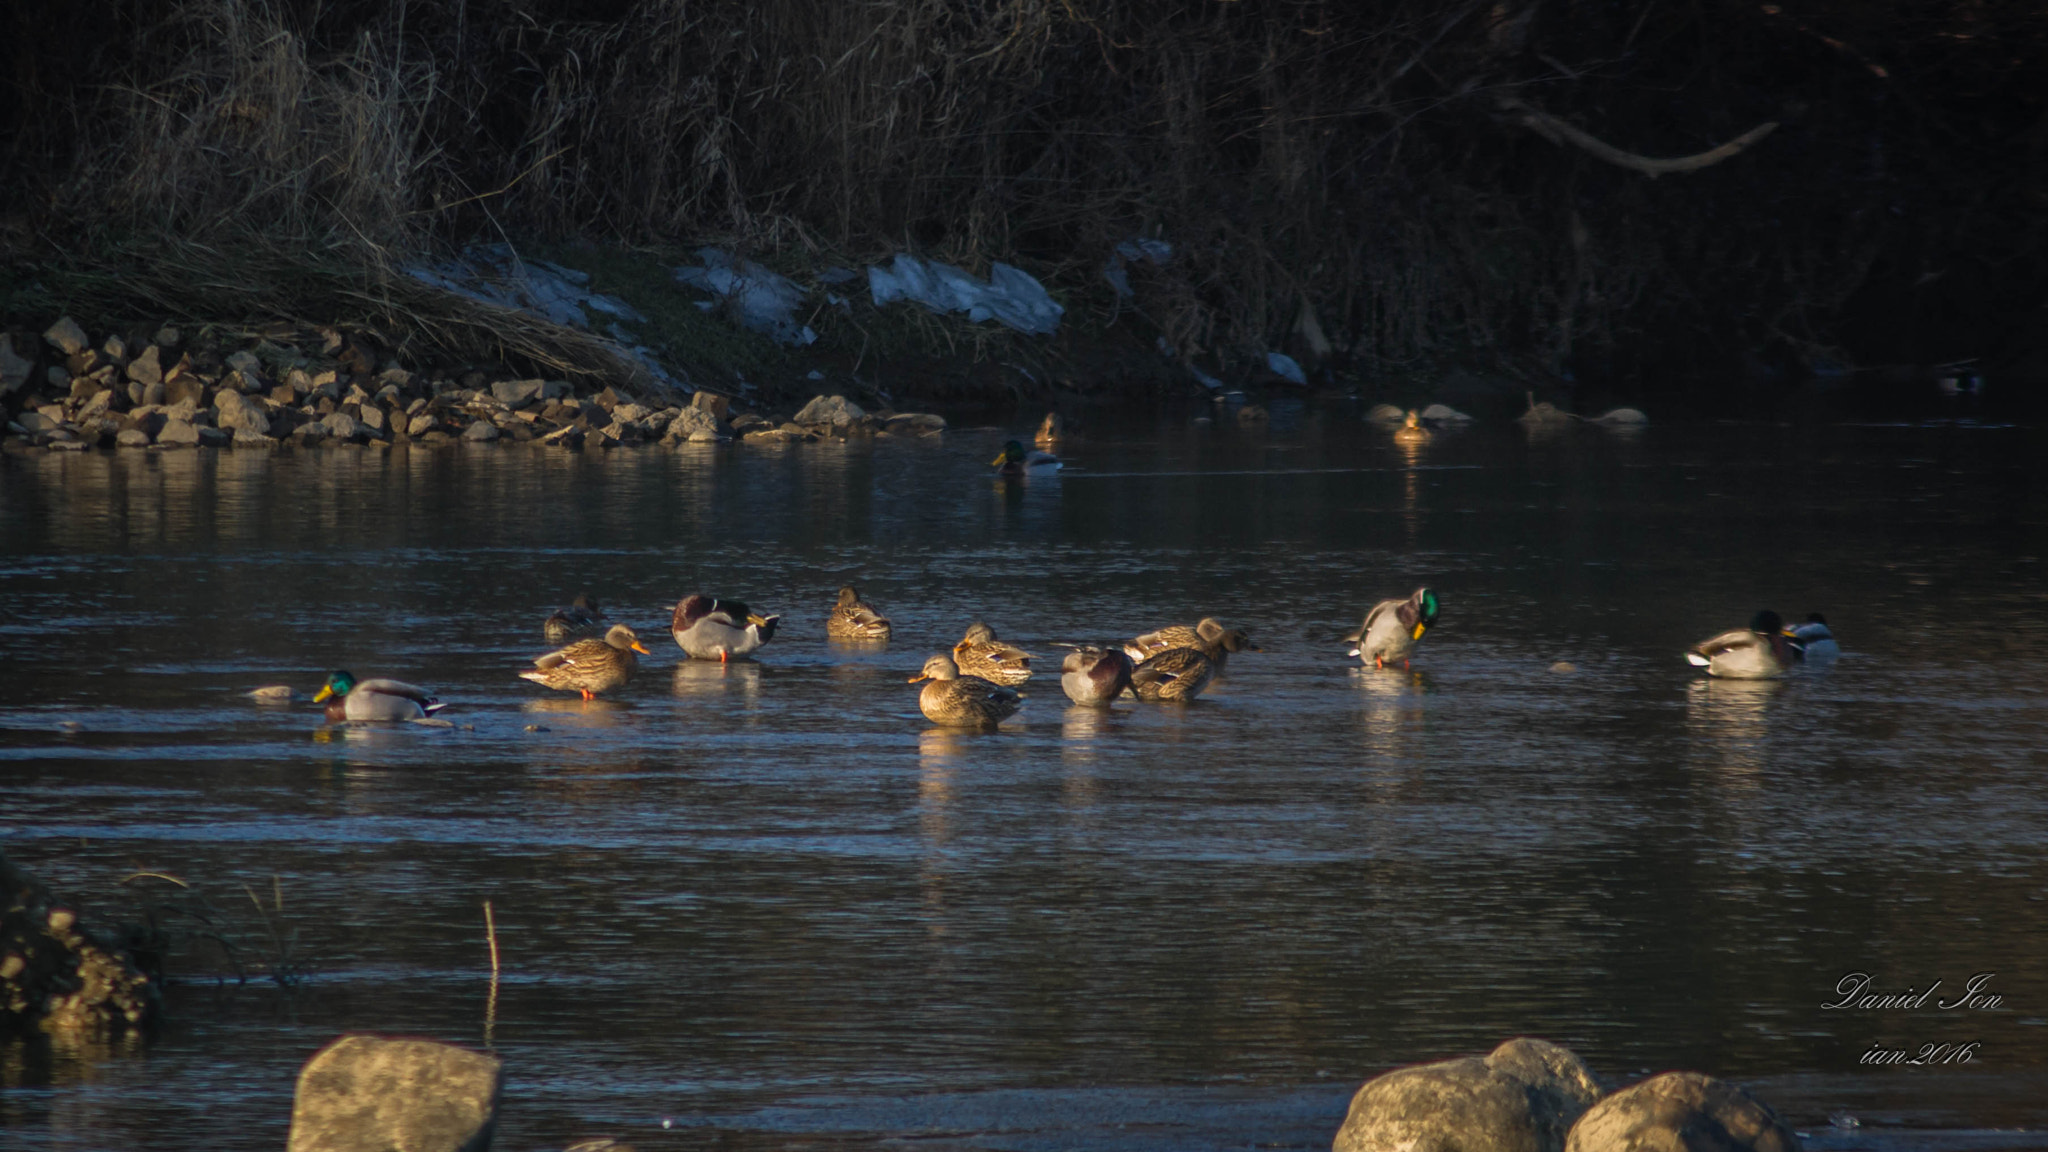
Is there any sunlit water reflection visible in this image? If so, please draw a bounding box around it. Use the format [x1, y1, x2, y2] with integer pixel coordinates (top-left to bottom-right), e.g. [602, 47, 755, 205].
[3, 411, 2047, 1150]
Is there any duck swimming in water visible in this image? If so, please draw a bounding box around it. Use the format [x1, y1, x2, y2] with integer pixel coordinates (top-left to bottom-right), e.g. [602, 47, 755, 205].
[1686, 610, 1803, 679]
[954, 621, 1034, 685]
[909, 653, 1024, 728]
[312, 671, 448, 722]
[543, 593, 605, 643]
[1789, 612, 1838, 661]
[826, 585, 892, 641]
[992, 439, 1061, 475]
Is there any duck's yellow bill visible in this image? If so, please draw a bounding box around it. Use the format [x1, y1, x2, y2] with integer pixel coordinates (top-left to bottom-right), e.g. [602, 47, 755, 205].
[311, 686, 334, 703]
[631, 642, 651, 654]
[989, 451, 1007, 465]
[747, 614, 770, 627]
[1412, 624, 1427, 640]
[908, 673, 930, 684]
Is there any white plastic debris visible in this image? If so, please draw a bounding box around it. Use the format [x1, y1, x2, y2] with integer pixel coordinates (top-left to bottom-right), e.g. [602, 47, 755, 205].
[1265, 351, 1307, 386]
[672, 249, 817, 346]
[1104, 237, 1173, 298]
[867, 254, 1063, 336]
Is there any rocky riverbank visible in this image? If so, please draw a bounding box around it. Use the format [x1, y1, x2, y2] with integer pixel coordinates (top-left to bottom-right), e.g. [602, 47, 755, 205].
[1, 848, 157, 1037]
[0, 317, 947, 455]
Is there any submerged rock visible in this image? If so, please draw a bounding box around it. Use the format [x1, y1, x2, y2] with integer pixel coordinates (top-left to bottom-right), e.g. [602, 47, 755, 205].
[286, 1034, 502, 1152]
[1334, 1037, 1600, 1152]
[1, 847, 158, 1034]
[1564, 1072, 1798, 1152]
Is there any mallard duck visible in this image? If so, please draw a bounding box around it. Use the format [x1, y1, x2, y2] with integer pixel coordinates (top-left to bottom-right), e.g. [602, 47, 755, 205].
[1790, 612, 1838, 660]
[312, 671, 448, 722]
[1035, 412, 1064, 448]
[1393, 410, 1432, 445]
[1129, 647, 1214, 702]
[827, 585, 892, 640]
[672, 595, 781, 661]
[543, 593, 605, 643]
[1366, 403, 1406, 424]
[909, 653, 1024, 728]
[1124, 618, 1259, 671]
[1517, 390, 1576, 426]
[1060, 646, 1134, 707]
[1346, 587, 1440, 669]
[992, 439, 1061, 475]
[1420, 403, 1473, 424]
[954, 621, 1034, 684]
[520, 624, 650, 699]
[1687, 610, 1803, 679]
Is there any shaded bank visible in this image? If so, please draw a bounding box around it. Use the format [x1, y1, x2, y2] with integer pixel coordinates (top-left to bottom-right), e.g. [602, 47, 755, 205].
[2, 0, 2044, 399]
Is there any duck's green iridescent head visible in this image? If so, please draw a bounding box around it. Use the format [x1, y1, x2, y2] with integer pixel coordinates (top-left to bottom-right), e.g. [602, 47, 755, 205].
[312, 670, 356, 703]
[1417, 588, 1440, 628]
[992, 440, 1028, 465]
[1749, 609, 1785, 636]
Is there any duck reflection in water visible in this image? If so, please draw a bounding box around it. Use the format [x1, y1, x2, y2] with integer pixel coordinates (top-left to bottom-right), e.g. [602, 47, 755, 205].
[672, 658, 763, 702]
[520, 696, 631, 728]
[1684, 677, 1784, 779]
[1350, 665, 1430, 763]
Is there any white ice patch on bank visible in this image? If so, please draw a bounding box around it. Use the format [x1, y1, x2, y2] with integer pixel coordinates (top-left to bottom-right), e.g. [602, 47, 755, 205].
[867, 255, 1063, 336]
[672, 249, 817, 346]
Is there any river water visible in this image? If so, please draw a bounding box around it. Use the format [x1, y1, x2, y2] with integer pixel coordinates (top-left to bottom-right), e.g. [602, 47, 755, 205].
[2, 404, 2046, 1151]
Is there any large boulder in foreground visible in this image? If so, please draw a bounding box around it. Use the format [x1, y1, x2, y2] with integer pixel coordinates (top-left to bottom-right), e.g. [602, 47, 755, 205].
[1565, 1072, 1798, 1152]
[288, 1034, 503, 1152]
[1, 848, 158, 1034]
[1334, 1037, 1601, 1152]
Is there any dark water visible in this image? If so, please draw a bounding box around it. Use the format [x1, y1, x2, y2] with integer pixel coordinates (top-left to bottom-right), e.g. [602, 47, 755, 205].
[3, 408, 2047, 1151]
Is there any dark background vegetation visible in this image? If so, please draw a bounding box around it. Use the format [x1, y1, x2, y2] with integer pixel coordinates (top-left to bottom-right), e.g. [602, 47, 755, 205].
[2, 0, 2043, 397]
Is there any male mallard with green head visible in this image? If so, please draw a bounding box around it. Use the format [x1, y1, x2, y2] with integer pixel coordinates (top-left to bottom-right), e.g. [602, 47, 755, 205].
[1686, 610, 1803, 679]
[909, 653, 1024, 728]
[312, 671, 447, 722]
[672, 594, 781, 661]
[521, 623, 650, 699]
[992, 439, 1061, 476]
[827, 585, 892, 641]
[954, 621, 1034, 684]
[1347, 587, 1439, 669]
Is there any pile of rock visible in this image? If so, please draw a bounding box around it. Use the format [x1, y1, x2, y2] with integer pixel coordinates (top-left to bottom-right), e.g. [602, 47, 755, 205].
[1333, 1037, 1801, 1152]
[1, 319, 948, 455]
[2, 847, 158, 1036]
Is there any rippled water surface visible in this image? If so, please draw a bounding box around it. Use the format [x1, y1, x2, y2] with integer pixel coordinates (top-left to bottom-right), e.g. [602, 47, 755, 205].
[4, 409, 2048, 1150]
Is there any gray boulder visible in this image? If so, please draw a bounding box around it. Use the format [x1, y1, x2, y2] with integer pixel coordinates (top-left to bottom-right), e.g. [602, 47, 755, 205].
[357, 404, 386, 435]
[197, 425, 229, 447]
[156, 419, 201, 448]
[1564, 1072, 1798, 1152]
[1, 848, 157, 1033]
[43, 316, 88, 356]
[116, 427, 152, 448]
[0, 333, 34, 396]
[125, 345, 164, 387]
[666, 406, 728, 442]
[1334, 1038, 1601, 1152]
[690, 390, 730, 419]
[792, 394, 865, 428]
[462, 420, 499, 442]
[407, 414, 436, 438]
[491, 378, 545, 407]
[322, 411, 366, 442]
[286, 1034, 502, 1152]
[224, 349, 263, 377]
[215, 390, 272, 438]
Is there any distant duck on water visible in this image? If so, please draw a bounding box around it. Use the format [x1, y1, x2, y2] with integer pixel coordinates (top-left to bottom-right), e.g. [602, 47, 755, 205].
[992, 439, 1061, 475]
[313, 671, 448, 722]
[521, 624, 650, 699]
[1686, 610, 1803, 679]
[826, 585, 892, 641]
[1393, 410, 1432, 445]
[1790, 612, 1838, 660]
[543, 593, 605, 643]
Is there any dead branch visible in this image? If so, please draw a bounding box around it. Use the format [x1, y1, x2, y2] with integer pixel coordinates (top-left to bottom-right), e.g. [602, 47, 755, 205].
[1499, 97, 1778, 178]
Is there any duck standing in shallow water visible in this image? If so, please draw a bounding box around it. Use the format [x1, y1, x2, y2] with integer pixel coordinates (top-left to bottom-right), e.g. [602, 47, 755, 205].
[672, 595, 781, 661]
[1125, 618, 1259, 672]
[1129, 647, 1215, 702]
[1347, 587, 1439, 669]
[1790, 613, 1839, 660]
[521, 624, 650, 699]
[826, 584, 893, 641]
[910, 653, 1024, 728]
[954, 621, 1034, 684]
[543, 593, 605, 643]
[1686, 610, 1803, 679]
[1060, 646, 1134, 707]
[992, 439, 1061, 475]
[313, 671, 448, 722]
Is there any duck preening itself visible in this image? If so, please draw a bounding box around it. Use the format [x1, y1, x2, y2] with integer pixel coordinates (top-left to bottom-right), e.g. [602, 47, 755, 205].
[1129, 647, 1215, 702]
[673, 595, 781, 661]
[1060, 645, 1135, 707]
[1124, 618, 1259, 671]
[826, 585, 892, 641]
[521, 624, 650, 699]
[954, 621, 1034, 684]
[910, 653, 1024, 728]
[1686, 610, 1803, 679]
[313, 671, 448, 722]
[1346, 587, 1439, 669]
[543, 592, 605, 643]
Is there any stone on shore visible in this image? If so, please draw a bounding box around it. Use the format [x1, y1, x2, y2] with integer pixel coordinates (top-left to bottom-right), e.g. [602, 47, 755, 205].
[792, 394, 865, 428]
[1333, 1037, 1601, 1152]
[665, 405, 728, 443]
[286, 1034, 502, 1152]
[43, 316, 88, 356]
[215, 390, 272, 438]
[492, 378, 545, 407]
[884, 412, 946, 434]
[462, 420, 499, 442]
[0, 334, 34, 396]
[691, 390, 730, 420]
[156, 419, 201, 448]
[1, 847, 158, 1033]
[1564, 1072, 1798, 1152]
